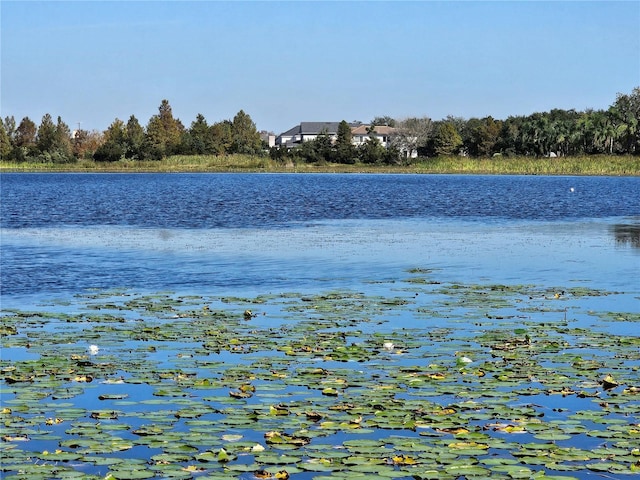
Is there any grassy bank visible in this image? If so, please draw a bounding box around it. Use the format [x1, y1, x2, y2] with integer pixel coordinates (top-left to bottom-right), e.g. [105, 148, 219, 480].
[412, 155, 640, 176]
[1, 154, 639, 175]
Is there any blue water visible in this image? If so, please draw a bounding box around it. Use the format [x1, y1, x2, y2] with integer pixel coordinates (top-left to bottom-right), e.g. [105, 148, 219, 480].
[1, 173, 639, 301]
[2, 173, 640, 480]
[2, 173, 639, 228]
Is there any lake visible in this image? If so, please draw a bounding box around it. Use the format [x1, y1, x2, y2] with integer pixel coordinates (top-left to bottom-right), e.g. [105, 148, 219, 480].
[1, 173, 639, 479]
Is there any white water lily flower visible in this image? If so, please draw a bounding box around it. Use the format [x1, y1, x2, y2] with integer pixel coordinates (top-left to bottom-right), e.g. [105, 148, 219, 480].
[88, 345, 99, 355]
[382, 342, 394, 351]
[459, 356, 473, 364]
[251, 443, 265, 452]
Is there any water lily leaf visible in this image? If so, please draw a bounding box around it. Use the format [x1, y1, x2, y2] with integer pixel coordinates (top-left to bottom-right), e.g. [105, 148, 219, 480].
[37, 450, 83, 461]
[132, 425, 165, 436]
[445, 464, 490, 476]
[490, 465, 533, 478]
[601, 374, 620, 390]
[4, 284, 640, 479]
[106, 468, 156, 479]
[264, 431, 310, 447]
[99, 394, 129, 400]
[533, 432, 573, 441]
[321, 387, 340, 396]
[586, 461, 630, 473]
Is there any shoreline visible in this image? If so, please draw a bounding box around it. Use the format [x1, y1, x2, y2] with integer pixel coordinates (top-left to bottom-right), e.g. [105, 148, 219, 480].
[1, 154, 639, 176]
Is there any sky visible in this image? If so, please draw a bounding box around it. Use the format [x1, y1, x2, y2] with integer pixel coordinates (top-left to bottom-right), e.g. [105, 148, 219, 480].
[1, 1, 639, 134]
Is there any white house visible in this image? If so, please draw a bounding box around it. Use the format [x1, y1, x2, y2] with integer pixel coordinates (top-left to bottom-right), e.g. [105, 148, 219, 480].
[350, 125, 396, 148]
[275, 121, 417, 158]
[276, 122, 343, 147]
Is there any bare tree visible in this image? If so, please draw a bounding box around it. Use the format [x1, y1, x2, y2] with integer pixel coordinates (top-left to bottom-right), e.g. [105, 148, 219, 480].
[391, 116, 433, 158]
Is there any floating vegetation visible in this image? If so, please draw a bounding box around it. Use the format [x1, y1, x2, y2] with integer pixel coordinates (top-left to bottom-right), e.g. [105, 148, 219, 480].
[1, 277, 639, 478]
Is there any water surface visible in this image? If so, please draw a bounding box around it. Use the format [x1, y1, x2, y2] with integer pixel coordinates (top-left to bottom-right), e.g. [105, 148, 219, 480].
[1, 173, 639, 479]
[2, 173, 639, 302]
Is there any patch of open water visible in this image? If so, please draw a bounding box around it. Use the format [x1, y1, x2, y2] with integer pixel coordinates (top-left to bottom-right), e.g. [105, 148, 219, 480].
[2, 217, 638, 300]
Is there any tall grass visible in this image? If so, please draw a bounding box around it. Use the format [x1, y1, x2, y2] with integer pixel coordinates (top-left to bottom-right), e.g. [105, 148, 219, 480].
[412, 155, 640, 176]
[1, 154, 638, 175]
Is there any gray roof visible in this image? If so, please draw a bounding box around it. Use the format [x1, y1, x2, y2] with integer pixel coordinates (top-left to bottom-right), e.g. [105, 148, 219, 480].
[279, 124, 301, 137]
[300, 122, 340, 135]
[278, 121, 364, 138]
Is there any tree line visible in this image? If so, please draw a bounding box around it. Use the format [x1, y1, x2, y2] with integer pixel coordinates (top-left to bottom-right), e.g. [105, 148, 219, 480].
[0, 100, 263, 163]
[1, 88, 638, 165]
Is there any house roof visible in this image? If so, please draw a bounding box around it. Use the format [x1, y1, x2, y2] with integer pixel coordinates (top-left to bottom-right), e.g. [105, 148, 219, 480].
[300, 122, 340, 135]
[351, 125, 396, 136]
[279, 124, 301, 137]
[279, 121, 366, 137]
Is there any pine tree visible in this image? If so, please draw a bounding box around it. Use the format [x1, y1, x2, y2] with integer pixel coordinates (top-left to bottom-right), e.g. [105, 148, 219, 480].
[231, 110, 261, 154]
[0, 122, 11, 160]
[144, 100, 184, 159]
[125, 115, 145, 159]
[335, 120, 356, 164]
[36, 113, 57, 154]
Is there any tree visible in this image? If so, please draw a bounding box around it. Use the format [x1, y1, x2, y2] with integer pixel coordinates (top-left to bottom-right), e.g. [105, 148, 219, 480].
[392, 117, 433, 158]
[497, 115, 527, 156]
[12, 116, 37, 161]
[0, 122, 11, 160]
[269, 144, 293, 163]
[609, 87, 640, 154]
[359, 130, 385, 164]
[383, 145, 402, 165]
[143, 99, 184, 159]
[443, 116, 467, 136]
[15, 116, 37, 149]
[297, 138, 319, 163]
[183, 113, 211, 155]
[124, 115, 145, 159]
[313, 130, 334, 163]
[104, 118, 126, 146]
[231, 110, 261, 154]
[95, 118, 126, 161]
[465, 116, 501, 157]
[432, 122, 463, 156]
[335, 120, 356, 163]
[296, 131, 333, 163]
[93, 141, 124, 162]
[574, 111, 594, 155]
[210, 120, 233, 155]
[32, 114, 73, 162]
[53, 116, 73, 161]
[585, 110, 610, 154]
[3, 116, 16, 145]
[371, 116, 397, 127]
[36, 113, 57, 154]
[72, 129, 103, 160]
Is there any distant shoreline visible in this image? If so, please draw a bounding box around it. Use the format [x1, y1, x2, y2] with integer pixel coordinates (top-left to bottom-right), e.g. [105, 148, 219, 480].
[1, 154, 639, 176]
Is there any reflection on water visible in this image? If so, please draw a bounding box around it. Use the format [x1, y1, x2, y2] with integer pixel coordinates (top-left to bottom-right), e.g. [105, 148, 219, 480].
[612, 221, 640, 249]
[1, 218, 639, 314]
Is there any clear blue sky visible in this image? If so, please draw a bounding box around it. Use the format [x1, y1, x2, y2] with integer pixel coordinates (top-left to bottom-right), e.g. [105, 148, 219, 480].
[2, 1, 639, 134]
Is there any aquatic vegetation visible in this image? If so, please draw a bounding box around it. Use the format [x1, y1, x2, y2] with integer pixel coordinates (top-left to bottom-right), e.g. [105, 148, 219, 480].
[1, 278, 639, 479]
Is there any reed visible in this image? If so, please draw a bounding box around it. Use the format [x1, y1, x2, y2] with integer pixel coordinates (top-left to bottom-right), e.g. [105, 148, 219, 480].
[1, 154, 638, 175]
[412, 155, 640, 176]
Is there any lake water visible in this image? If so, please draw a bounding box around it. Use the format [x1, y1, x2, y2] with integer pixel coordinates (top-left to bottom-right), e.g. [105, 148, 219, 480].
[1, 173, 639, 479]
[2, 173, 639, 301]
